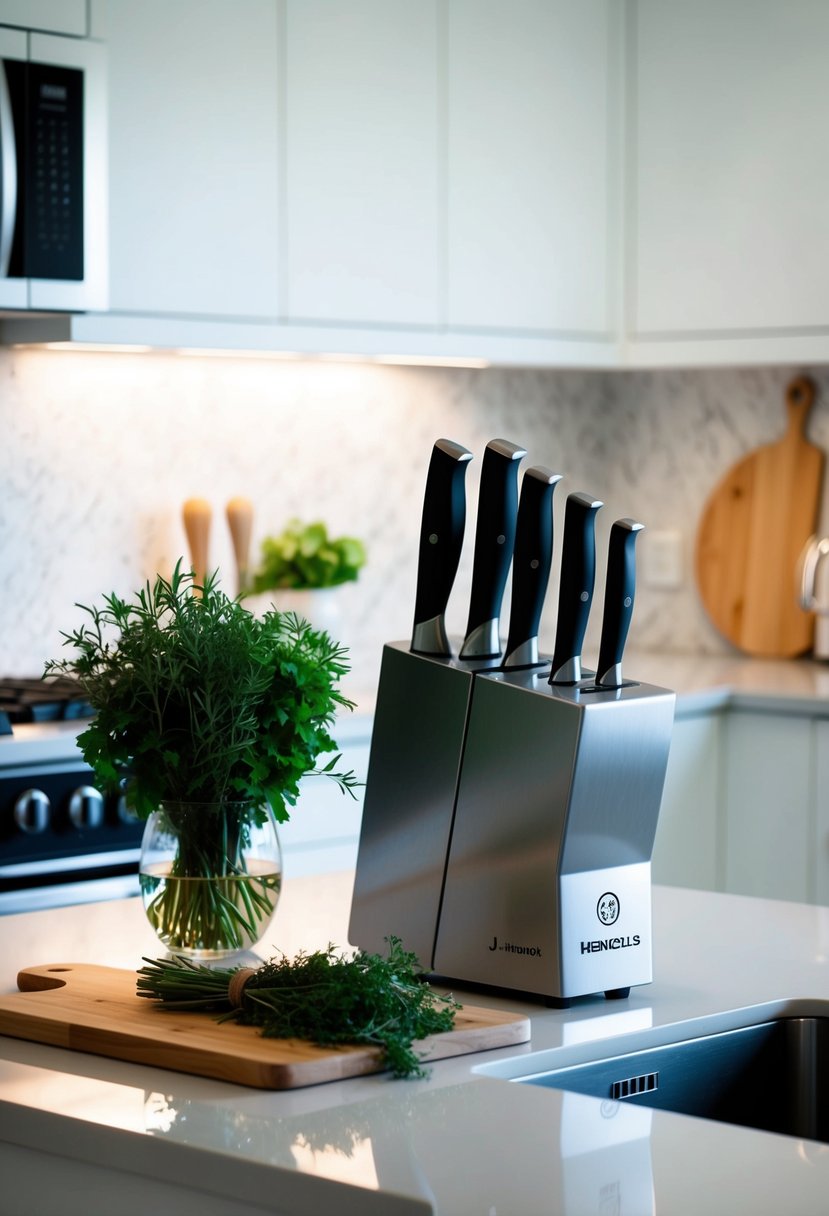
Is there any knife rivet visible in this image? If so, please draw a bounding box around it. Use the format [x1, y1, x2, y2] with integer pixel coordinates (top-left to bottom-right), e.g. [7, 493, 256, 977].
[530, 559, 539, 569]
[497, 534, 506, 545]
[429, 533, 439, 545]
[624, 596, 632, 607]
[580, 591, 589, 602]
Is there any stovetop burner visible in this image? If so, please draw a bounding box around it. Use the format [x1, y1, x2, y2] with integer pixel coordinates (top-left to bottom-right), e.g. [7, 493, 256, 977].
[0, 676, 93, 735]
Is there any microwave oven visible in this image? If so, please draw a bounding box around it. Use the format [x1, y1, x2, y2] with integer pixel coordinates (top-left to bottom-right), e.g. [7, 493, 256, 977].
[0, 27, 107, 312]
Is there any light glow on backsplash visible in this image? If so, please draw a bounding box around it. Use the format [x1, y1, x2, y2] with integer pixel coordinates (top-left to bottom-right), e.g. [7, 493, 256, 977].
[2, 347, 829, 695]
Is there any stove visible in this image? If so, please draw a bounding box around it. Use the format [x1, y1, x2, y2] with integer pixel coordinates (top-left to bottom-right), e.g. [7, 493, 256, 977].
[0, 677, 143, 914]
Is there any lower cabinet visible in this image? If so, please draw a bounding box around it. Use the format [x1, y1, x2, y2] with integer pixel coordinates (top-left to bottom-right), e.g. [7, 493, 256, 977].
[652, 712, 721, 893]
[276, 718, 371, 879]
[815, 722, 829, 907]
[655, 704, 827, 906]
[722, 711, 813, 904]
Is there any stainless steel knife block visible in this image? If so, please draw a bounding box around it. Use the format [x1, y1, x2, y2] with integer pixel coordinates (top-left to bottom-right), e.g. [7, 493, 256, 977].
[348, 640, 498, 966]
[350, 657, 675, 1004]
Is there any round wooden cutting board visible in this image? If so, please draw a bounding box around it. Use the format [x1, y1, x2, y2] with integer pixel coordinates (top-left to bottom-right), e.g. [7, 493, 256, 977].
[694, 375, 825, 658]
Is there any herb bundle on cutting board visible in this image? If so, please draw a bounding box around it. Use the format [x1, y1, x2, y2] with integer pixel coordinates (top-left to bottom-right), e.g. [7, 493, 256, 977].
[137, 937, 460, 1079]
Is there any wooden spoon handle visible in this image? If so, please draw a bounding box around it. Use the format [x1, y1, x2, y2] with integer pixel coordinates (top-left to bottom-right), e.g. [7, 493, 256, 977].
[182, 497, 212, 593]
[226, 497, 254, 594]
[786, 374, 817, 434]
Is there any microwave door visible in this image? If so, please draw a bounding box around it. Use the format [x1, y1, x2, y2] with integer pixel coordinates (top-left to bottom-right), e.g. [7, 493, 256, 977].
[0, 36, 27, 308]
[28, 33, 108, 313]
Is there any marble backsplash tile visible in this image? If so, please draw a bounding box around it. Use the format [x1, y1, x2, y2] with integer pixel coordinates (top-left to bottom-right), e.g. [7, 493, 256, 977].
[2, 349, 828, 696]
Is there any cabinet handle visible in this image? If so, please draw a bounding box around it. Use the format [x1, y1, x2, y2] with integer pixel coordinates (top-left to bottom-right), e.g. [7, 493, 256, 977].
[0, 61, 17, 278]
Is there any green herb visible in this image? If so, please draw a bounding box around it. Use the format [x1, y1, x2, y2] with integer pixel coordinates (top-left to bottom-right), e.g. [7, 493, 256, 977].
[252, 519, 366, 592]
[44, 561, 359, 822]
[136, 937, 460, 1079]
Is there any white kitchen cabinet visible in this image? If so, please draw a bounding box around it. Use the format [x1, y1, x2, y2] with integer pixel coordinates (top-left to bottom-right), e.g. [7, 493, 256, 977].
[284, 0, 440, 328]
[54, 0, 621, 361]
[276, 719, 370, 879]
[102, 0, 280, 320]
[655, 703, 829, 906]
[632, 0, 829, 340]
[0, 1, 85, 36]
[723, 711, 814, 904]
[447, 0, 616, 336]
[815, 720, 829, 905]
[652, 712, 721, 892]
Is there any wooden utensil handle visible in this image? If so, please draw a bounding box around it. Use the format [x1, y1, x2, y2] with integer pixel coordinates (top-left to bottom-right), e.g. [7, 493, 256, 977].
[226, 497, 254, 594]
[786, 375, 817, 433]
[182, 497, 212, 592]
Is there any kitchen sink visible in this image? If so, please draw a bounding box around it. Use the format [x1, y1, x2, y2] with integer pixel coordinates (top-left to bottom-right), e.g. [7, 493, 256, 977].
[486, 1013, 829, 1144]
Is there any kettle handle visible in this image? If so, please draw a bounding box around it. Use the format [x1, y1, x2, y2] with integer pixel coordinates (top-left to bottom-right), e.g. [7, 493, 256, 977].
[798, 534, 829, 613]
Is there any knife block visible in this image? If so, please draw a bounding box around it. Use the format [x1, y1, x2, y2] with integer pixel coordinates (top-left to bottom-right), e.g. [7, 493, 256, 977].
[350, 659, 675, 1004]
[348, 640, 501, 965]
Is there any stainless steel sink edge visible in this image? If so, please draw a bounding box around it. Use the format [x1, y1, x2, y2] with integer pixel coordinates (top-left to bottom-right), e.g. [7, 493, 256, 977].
[472, 996, 829, 1083]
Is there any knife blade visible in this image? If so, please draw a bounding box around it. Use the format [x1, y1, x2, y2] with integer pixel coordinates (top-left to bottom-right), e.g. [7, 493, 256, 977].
[503, 466, 562, 669]
[459, 438, 527, 659]
[595, 518, 644, 689]
[410, 438, 473, 656]
[549, 491, 603, 684]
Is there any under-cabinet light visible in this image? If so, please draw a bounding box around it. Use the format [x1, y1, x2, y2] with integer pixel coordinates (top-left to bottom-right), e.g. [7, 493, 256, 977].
[373, 354, 490, 368]
[10, 341, 491, 368]
[174, 347, 305, 359]
[16, 342, 155, 353]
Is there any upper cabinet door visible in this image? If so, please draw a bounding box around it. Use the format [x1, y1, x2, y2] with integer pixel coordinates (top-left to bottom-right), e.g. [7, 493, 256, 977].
[447, 0, 616, 336]
[0, 1, 86, 36]
[633, 0, 829, 336]
[285, 0, 440, 327]
[105, 0, 279, 319]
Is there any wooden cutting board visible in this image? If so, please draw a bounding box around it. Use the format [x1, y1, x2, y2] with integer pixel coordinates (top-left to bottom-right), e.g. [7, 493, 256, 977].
[0, 964, 531, 1090]
[694, 375, 825, 657]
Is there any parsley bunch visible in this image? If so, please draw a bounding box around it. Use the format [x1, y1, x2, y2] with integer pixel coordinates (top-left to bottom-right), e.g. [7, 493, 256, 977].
[252, 519, 366, 592]
[45, 561, 358, 821]
[137, 937, 460, 1080]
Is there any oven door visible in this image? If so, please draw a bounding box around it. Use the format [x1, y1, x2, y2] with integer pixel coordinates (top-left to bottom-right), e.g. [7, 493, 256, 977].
[0, 757, 142, 914]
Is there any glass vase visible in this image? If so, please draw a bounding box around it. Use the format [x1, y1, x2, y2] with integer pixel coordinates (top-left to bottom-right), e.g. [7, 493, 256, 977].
[139, 800, 282, 959]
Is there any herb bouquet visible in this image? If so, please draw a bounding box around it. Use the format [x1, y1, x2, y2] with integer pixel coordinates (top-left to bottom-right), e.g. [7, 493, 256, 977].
[46, 562, 358, 956]
[138, 937, 460, 1080]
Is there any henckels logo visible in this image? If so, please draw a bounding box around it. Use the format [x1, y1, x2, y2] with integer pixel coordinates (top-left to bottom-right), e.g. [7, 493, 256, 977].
[580, 891, 641, 954]
[597, 892, 620, 925]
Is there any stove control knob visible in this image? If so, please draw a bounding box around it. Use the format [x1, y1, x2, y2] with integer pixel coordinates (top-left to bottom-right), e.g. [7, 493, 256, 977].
[68, 785, 105, 830]
[14, 789, 51, 834]
[116, 795, 138, 825]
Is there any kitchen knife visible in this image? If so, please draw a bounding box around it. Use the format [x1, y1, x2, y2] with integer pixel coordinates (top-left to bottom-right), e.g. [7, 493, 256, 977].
[459, 438, 527, 659]
[595, 519, 644, 689]
[226, 496, 254, 597]
[549, 491, 603, 684]
[411, 439, 473, 656]
[503, 466, 562, 669]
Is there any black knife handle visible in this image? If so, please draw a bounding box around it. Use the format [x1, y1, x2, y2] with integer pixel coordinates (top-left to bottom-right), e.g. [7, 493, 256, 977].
[595, 519, 644, 688]
[550, 491, 603, 684]
[503, 467, 562, 668]
[411, 438, 473, 655]
[460, 438, 526, 659]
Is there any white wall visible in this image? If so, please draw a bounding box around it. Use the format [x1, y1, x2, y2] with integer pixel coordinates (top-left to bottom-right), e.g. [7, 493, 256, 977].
[2, 349, 828, 698]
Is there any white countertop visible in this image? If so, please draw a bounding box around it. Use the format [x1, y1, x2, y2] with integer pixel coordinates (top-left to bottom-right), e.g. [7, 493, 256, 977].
[1, 873, 829, 1214]
[626, 650, 829, 717]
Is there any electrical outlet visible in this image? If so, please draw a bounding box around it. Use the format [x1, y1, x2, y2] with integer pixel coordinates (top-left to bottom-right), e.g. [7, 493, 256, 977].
[641, 530, 683, 589]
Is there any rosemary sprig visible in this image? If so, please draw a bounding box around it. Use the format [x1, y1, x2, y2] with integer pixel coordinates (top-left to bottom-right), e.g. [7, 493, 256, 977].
[137, 937, 460, 1079]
